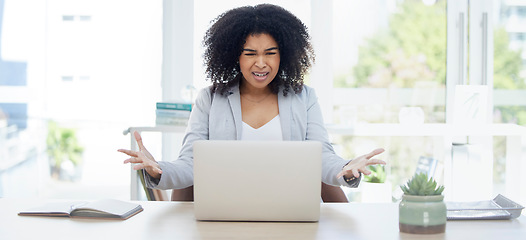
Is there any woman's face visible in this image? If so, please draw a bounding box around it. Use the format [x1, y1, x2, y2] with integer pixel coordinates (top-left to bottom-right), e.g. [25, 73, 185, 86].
[239, 33, 280, 91]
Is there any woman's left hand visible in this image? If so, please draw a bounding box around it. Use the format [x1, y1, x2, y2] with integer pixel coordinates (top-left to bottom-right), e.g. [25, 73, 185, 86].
[336, 148, 386, 179]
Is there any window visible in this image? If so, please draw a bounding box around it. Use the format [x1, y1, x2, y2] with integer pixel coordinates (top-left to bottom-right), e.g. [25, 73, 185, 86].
[79, 15, 91, 21]
[61, 76, 74, 81]
[492, 1, 526, 201]
[62, 15, 74, 21]
[2, 0, 525, 205]
[0, 0, 162, 199]
[329, 0, 447, 201]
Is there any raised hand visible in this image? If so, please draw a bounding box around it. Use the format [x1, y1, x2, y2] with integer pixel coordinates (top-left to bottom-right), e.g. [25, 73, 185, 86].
[118, 131, 162, 179]
[336, 148, 386, 179]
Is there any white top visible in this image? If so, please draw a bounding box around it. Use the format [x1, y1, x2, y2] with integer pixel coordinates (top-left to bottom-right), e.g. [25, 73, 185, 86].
[241, 115, 283, 141]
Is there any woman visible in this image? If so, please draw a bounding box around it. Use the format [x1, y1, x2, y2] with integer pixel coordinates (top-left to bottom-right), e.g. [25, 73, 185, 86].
[119, 4, 385, 202]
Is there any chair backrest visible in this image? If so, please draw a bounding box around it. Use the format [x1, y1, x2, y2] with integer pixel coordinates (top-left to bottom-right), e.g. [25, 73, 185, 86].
[138, 169, 168, 201]
[321, 183, 348, 203]
[171, 186, 194, 201]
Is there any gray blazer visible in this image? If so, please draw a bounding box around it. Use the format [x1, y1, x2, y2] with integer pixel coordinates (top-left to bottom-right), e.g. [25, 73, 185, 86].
[145, 84, 359, 189]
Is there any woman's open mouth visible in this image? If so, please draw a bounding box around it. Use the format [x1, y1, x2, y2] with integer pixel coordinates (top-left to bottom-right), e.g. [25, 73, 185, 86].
[252, 72, 269, 81]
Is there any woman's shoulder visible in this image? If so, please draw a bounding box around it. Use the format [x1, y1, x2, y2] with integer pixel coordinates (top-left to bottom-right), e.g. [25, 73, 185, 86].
[197, 85, 214, 95]
[197, 84, 238, 96]
[195, 85, 234, 104]
[279, 85, 318, 110]
[286, 85, 317, 100]
[301, 85, 316, 95]
[196, 85, 226, 99]
[193, 85, 215, 106]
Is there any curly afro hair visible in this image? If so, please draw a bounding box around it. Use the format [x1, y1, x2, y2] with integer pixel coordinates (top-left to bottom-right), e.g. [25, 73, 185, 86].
[203, 4, 315, 96]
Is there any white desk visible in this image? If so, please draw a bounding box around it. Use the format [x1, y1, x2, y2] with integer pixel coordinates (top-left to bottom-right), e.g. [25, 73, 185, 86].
[2, 198, 525, 240]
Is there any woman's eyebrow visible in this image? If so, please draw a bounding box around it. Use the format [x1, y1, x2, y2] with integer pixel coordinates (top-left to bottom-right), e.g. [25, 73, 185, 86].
[242, 47, 279, 52]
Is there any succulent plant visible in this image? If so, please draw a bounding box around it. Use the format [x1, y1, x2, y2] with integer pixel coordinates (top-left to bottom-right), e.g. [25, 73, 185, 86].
[400, 173, 444, 196]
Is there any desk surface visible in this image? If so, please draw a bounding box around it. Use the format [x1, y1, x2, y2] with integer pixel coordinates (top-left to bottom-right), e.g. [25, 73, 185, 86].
[2, 198, 525, 240]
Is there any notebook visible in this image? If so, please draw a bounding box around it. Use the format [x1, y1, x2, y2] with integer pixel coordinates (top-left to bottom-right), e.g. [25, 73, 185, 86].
[18, 199, 143, 220]
[193, 140, 322, 222]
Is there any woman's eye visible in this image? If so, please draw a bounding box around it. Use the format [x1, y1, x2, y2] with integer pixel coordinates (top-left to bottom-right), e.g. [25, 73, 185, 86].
[244, 53, 256, 56]
[266, 52, 277, 55]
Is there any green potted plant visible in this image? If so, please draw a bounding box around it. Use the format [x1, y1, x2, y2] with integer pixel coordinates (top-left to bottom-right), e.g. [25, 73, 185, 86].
[399, 173, 446, 234]
[47, 121, 84, 181]
[363, 165, 386, 183]
[361, 165, 392, 202]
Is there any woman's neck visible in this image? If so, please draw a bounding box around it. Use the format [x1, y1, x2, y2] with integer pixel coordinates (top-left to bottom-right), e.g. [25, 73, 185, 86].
[239, 81, 272, 97]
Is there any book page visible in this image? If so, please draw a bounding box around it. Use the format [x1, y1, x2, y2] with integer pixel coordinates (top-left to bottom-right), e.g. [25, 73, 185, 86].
[72, 199, 141, 218]
[18, 201, 87, 216]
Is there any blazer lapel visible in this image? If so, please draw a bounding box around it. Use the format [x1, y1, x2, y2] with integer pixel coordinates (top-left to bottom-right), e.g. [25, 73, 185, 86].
[227, 86, 243, 140]
[278, 92, 292, 141]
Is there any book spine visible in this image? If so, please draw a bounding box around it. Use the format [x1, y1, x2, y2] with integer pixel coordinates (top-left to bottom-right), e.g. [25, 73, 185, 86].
[156, 102, 192, 111]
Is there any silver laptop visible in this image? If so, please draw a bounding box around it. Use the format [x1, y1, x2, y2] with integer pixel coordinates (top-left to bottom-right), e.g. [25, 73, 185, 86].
[193, 140, 322, 222]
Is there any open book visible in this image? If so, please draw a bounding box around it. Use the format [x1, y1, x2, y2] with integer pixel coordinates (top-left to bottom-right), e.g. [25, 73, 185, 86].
[18, 199, 143, 220]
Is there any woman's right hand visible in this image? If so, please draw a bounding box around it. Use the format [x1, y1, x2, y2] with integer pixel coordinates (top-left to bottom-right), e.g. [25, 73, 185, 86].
[118, 131, 162, 179]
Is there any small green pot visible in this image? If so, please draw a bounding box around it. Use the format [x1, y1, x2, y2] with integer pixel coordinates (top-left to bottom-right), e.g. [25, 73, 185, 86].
[399, 194, 446, 234]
